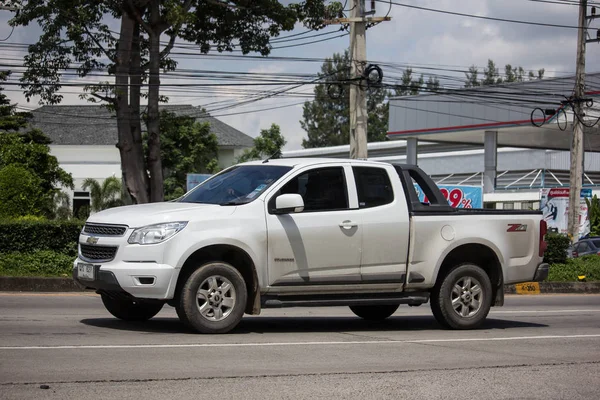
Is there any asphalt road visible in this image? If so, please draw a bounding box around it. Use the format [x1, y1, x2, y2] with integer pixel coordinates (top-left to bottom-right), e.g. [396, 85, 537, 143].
[0, 293, 599, 399]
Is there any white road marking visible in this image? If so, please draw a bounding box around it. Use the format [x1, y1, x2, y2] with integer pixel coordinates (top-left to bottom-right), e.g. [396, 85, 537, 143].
[490, 309, 600, 314]
[1, 334, 599, 350]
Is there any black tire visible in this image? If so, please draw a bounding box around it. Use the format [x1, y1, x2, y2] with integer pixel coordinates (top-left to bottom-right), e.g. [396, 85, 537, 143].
[100, 294, 164, 321]
[178, 262, 247, 334]
[349, 304, 399, 321]
[430, 263, 492, 330]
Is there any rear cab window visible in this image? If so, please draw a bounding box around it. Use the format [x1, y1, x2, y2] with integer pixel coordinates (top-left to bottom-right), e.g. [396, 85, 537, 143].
[352, 167, 394, 208]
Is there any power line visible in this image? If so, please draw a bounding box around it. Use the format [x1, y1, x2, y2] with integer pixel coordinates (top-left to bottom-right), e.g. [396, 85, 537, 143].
[375, 0, 586, 29]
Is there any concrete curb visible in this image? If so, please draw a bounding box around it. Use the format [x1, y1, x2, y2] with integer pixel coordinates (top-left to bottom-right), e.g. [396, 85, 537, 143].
[1, 277, 600, 294]
[0, 277, 87, 292]
[504, 282, 600, 295]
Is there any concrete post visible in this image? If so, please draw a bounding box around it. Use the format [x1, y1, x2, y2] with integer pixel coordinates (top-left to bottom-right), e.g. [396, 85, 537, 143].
[406, 138, 418, 165]
[483, 131, 498, 194]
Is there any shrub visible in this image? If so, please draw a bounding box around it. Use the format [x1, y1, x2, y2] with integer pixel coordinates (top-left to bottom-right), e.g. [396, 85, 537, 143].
[0, 250, 74, 277]
[0, 220, 83, 256]
[548, 255, 600, 282]
[544, 233, 571, 265]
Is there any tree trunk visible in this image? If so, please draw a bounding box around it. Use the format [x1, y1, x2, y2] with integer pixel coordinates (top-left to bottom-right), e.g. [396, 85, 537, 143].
[146, 0, 164, 202]
[115, 13, 149, 204]
[129, 21, 150, 202]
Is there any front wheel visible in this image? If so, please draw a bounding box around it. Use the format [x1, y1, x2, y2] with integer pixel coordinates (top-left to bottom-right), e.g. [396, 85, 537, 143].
[430, 263, 492, 330]
[100, 294, 164, 321]
[350, 304, 399, 321]
[178, 262, 247, 334]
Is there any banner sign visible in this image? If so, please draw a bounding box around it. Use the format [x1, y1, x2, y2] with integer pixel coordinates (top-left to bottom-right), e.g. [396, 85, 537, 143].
[186, 173, 212, 192]
[540, 188, 591, 239]
[414, 184, 483, 209]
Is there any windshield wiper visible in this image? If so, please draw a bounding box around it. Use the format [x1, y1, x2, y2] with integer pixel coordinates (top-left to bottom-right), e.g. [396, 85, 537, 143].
[220, 200, 246, 206]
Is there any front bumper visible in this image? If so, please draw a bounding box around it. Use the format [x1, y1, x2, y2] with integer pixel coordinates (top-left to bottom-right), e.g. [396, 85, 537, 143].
[532, 263, 550, 282]
[72, 258, 178, 299]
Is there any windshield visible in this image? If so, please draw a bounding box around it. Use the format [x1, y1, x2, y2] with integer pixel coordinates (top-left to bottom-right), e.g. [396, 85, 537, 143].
[179, 165, 292, 205]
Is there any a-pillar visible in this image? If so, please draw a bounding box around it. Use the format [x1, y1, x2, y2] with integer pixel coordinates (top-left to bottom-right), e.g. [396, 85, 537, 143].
[406, 137, 418, 165]
[484, 130, 497, 194]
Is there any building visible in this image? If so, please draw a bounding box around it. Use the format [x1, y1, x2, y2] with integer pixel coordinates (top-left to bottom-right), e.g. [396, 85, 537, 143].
[29, 104, 254, 211]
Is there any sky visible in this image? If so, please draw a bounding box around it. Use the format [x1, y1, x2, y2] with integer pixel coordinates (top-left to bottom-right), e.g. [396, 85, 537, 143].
[1, 0, 599, 150]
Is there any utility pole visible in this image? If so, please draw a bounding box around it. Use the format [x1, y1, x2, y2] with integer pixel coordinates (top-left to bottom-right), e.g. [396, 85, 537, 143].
[324, 1, 390, 159]
[568, 1, 599, 241]
[349, 0, 368, 159]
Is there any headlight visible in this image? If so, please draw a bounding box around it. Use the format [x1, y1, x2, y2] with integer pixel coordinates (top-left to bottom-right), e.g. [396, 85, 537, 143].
[128, 222, 187, 245]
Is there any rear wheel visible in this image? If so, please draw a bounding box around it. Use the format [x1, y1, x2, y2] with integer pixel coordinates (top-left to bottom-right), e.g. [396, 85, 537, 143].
[100, 294, 164, 321]
[430, 263, 492, 329]
[178, 262, 247, 334]
[349, 304, 399, 321]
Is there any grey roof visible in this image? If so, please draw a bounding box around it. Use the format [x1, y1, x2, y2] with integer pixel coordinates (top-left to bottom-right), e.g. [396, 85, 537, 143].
[29, 105, 254, 148]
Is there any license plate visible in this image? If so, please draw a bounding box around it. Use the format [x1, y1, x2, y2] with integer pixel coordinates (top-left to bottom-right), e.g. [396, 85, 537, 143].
[77, 263, 95, 280]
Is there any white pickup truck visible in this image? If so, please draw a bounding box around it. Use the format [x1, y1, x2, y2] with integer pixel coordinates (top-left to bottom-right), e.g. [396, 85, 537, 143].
[73, 159, 549, 333]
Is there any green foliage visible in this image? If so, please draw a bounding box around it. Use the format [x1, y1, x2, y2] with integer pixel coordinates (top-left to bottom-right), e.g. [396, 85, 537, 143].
[548, 256, 600, 282]
[53, 191, 72, 220]
[544, 233, 571, 265]
[301, 50, 389, 148]
[464, 59, 545, 87]
[0, 251, 74, 277]
[82, 177, 125, 212]
[0, 165, 45, 219]
[0, 132, 74, 217]
[0, 71, 33, 131]
[154, 110, 219, 200]
[586, 195, 600, 236]
[394, 68, 425, 96]
[237, 123, 287, 162]
[0, 220, 83, 256]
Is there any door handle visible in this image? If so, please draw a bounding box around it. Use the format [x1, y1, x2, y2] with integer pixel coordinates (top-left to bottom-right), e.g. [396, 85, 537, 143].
[339, 220, 358, 229]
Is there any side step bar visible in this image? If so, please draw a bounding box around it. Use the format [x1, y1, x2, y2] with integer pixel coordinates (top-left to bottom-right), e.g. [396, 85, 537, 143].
[262, 293, 430, 308]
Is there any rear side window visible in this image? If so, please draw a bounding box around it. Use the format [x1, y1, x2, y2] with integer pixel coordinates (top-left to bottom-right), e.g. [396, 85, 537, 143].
[578, 242, 590, 252]
[353, 167, 394, 208]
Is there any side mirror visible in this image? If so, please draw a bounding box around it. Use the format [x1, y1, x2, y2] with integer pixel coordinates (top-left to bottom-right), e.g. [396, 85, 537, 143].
[274, 194, 304, 214]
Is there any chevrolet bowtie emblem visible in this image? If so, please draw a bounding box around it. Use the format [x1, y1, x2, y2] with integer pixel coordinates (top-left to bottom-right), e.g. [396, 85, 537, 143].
[86, 236, 99, 244]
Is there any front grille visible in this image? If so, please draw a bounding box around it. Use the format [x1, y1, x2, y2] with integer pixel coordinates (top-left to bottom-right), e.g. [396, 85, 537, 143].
[80, 244, 118, 262]
[84, 224, 127, 236]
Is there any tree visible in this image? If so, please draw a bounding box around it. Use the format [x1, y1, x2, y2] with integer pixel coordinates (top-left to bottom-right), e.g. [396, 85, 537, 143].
[154, 110, 219, 200]
[394, 68, 425, 96]
[82, 177, 125, 213]
[0, 133, 74, 216]
[237, 123, 287, 162]
[425, 76, 440, 92]
[301, 50, 389, 148]
[0, 165, 45, 219]
[464, 66, 480, 88]
[465, 60, 545, 87]
[482, 59, 501, 86]
[10, 0, 343, 204]
[52, 191, 73, 220]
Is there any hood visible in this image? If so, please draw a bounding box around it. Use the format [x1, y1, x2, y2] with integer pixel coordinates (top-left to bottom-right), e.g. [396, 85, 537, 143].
[86, 202, 236, 228]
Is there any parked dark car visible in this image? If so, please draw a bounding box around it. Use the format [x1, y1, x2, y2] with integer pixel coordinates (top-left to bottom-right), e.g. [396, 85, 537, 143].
[569, 237, 600, 258]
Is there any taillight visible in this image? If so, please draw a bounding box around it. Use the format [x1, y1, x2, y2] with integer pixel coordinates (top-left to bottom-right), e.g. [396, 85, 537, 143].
[539, 220, 548, 257]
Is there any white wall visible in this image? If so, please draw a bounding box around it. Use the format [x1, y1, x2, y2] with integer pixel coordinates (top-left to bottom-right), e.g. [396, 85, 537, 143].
[50, 145, 121, 191]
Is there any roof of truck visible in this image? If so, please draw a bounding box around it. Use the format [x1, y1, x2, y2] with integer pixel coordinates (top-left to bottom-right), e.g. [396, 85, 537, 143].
[241, 158, 396, 168]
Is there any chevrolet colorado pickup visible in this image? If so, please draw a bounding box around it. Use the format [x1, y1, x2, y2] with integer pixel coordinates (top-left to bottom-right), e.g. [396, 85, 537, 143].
[73, 159, 549, 333]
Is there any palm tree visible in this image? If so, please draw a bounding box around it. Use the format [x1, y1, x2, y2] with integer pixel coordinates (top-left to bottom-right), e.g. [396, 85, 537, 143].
[82, 176, 125, 212]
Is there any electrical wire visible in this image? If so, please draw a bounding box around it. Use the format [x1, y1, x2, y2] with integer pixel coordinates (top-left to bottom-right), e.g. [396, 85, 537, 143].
[0, 26, 15, 42]
[375, 0, 586, 29]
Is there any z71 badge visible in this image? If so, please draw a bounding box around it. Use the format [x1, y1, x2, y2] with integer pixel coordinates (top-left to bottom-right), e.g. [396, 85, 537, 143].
[507, 224, 527, 232]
